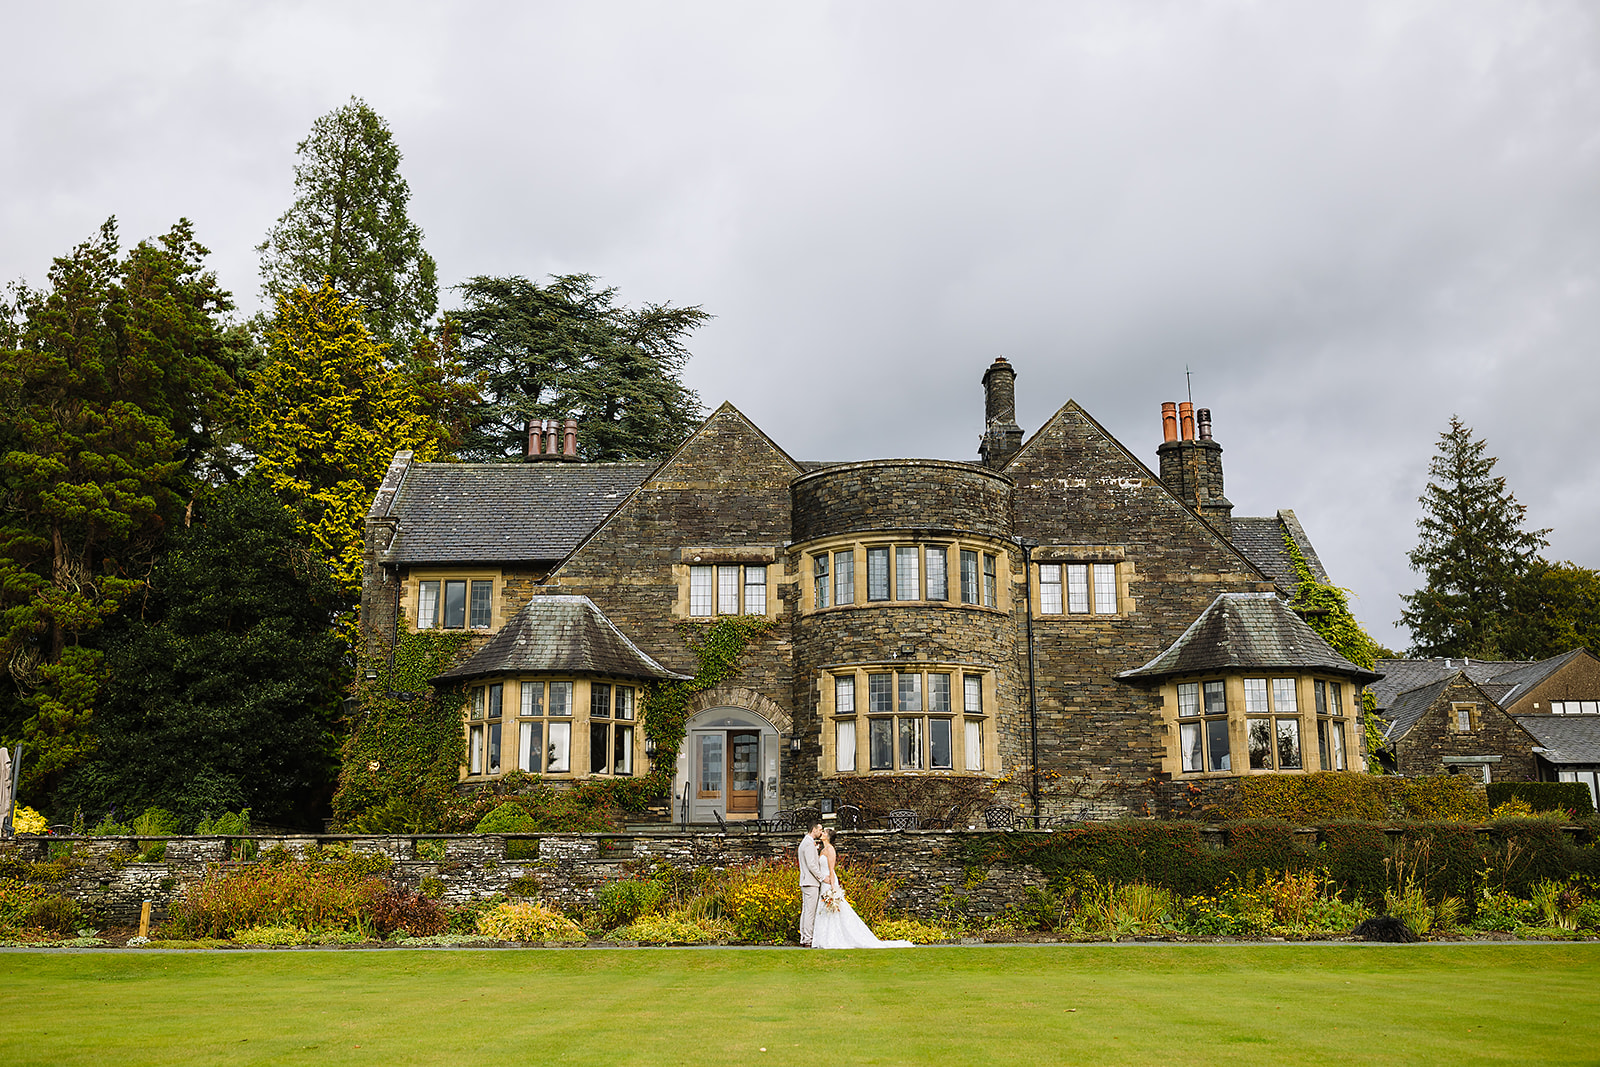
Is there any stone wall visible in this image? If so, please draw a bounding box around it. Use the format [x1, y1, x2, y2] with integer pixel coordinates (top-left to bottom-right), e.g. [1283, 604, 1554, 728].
[1, 831, 1045, 926]
[790, 460, 1013, 542]
[1394, 676, 1539, 782]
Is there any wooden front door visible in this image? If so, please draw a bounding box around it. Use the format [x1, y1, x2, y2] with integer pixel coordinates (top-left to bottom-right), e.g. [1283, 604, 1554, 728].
[727, 730, 761, 816]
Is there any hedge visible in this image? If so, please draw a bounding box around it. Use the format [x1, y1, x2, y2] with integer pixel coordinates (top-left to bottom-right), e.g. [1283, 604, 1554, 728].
[961, 819, 1600, 910]
[1486, 782, 1595, 817]
[1219, 773, 1488, 823]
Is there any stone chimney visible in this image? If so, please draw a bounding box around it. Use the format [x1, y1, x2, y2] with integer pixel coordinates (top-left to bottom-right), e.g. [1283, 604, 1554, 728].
[1156, 402, 1232, 537]
[978, 357, 1024, 470]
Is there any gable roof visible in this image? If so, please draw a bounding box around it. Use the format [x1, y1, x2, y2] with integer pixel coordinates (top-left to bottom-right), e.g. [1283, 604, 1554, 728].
[1487, 649, 1589, 705]
[1367, 657, 1524, 710]
[433, 595, 689, 683]
[1230, 511, 1329, 595]
[378, 460, 656, 565]
[1382, 676, 1456, 742]
[1117, 592, 1382, 684]
[1513, 715, 1600, 765]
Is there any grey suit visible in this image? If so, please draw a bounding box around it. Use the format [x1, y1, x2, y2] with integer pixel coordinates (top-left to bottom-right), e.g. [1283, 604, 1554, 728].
[797, 834, 826, 945]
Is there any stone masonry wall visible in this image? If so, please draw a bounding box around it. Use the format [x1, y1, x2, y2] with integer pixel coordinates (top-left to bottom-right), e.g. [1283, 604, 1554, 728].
[1004, 402, 1274, 813]
[790, 460, 1013, 543]
[2, 832, 1044, 926]
[1395, 676, 1539, 782]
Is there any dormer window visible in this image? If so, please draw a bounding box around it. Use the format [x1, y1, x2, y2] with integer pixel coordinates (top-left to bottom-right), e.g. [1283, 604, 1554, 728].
[417, 577, 494, 630]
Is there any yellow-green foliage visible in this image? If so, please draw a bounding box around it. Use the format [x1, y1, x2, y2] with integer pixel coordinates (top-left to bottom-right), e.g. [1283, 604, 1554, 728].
[11, 806, 47, 834]
[607, 914, 733, 944]
[1491, 797, 1539, 820]
[234, 925, 313, 946]
[233, 281, 441, 608]
[1223, 773, 1488, 823]
[837, 865, 897, 927]
[725, 862, 802, 943]
[871, 918, 949, 944]
[0, 879, 52, 936]
[475, 902, 586, 942]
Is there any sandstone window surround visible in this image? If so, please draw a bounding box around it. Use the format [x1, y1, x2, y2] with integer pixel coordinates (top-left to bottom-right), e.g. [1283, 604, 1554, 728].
[1166, 674, 1355, 778]
[674, 547, 777, 619]
[819, 665, 995, 777]
[1029, 547, 1128, 618]
[462, 677, 640, 783]
[799, 537, 1008, 613]
[1450, 702, 1480, 734]
[410, 572, 499, 631]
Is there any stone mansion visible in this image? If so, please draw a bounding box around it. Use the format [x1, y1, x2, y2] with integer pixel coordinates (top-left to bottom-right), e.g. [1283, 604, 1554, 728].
[358, 358, 1376, 821]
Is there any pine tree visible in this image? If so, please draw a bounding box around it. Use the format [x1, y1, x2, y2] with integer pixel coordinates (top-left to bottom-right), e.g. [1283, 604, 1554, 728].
[1399, 417, 1549, 657]
[451, 273, 706, 461]
[257, 97, 438, 349]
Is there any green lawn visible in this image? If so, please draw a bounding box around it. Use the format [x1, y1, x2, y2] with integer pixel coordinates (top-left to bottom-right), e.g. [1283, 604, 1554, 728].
[3, 945, 1597, 1066]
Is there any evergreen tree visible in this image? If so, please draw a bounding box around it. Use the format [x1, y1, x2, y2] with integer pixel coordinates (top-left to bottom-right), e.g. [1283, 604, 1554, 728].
[1501, 559, 1600, 661]
[257, 97, 438, 349]
[232, 281, 440, 610]
[451, 273, 706, 461]
[54, 480, 345, 828]
[1399, 417, 1549, 658]
[0, 219, 235, 797]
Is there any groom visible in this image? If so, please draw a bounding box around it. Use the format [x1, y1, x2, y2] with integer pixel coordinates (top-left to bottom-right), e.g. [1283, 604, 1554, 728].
[797, 819, 827, 947]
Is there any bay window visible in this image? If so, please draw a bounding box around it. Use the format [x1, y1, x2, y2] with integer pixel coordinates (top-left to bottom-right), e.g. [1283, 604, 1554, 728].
[831, 666, 983, 775]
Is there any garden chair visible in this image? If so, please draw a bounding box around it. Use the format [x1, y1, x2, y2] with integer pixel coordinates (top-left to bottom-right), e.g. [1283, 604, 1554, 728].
[921, 804, 963, 830]
[885, 809, 920, 831]
[983, 805, 1018, 831]
[835, 804, 865, 830]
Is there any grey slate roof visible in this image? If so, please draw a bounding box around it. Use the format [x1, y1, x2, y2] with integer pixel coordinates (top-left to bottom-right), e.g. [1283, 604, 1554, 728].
[433, 595, 689, 684]
[1382, 676, 1455, 742]
[1367, 657, 1523, 711]
[379, 461, 655, 564]
[1486, 649, 1587, 705]
[1513, 715, 1600, 765]
[1229, 510, 1329, 595]
[1117, 592, 1382, 684]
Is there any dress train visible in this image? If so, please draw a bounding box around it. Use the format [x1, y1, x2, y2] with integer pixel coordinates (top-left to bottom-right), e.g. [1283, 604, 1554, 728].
[811, 881, 913, 949]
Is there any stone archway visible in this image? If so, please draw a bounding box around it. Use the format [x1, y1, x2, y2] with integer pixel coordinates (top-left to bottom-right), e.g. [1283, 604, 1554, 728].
[673, 687, 789, 826]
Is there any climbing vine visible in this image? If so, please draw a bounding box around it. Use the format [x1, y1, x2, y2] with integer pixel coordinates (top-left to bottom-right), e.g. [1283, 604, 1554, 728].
[640, 615, 775, 798]
[1282, 530, 1389, 770]
[331, 630, 473, 831]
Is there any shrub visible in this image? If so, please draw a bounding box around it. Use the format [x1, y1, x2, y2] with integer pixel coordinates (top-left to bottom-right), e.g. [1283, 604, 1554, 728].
[607, 914, 733, 944]
[1472, 887, 1532, 932]
[235, 925, 312, 946]
[371, 889, 447, 937]
[11, 806, 48, 834]
[871, 918, 949, 944]
[166, 852, 388, 938]
[593, 878, 668, 930]
[0, 880, 48, 936]
[1073, 881, 1175, 938]
[420, 876, 446, 899]
[725, 861, 803, 943]
[1530, 879, 1585, 930]
[1219, 774, 1488, 824]
[1486, 782, 1595, 818]
[460, 781, 618, 834]
[1491, 797, 1539, 820]
[26, 893, 83, 935]
[476, 902, 586, 942]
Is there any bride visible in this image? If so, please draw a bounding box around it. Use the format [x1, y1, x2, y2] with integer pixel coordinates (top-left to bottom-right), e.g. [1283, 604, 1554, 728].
[811, 829, 913, 949]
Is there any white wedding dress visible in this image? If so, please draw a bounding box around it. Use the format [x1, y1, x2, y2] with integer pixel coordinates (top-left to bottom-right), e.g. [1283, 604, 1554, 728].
[811, 881, 913, 949]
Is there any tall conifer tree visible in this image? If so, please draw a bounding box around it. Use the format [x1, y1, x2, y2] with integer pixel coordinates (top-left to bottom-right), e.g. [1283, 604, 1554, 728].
[258, 97, 438, 349]
[1399, 417, 1549, 657]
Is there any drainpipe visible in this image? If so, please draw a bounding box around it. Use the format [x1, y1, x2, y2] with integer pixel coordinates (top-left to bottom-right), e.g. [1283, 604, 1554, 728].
[1020, 538, 1041, 823]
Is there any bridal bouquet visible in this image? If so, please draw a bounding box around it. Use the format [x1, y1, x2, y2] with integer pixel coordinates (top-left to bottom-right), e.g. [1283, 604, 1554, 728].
[820, 882, 843, 913]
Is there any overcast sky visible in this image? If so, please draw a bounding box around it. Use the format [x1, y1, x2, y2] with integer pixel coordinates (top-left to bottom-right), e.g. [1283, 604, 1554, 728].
[4, 1, 1598, 648]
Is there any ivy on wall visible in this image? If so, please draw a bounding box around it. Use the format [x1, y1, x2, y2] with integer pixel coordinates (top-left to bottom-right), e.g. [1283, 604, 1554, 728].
[641, 615, 774, 798]
[1282, 530, 1390, 769]
[331, 630, 473, 831]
